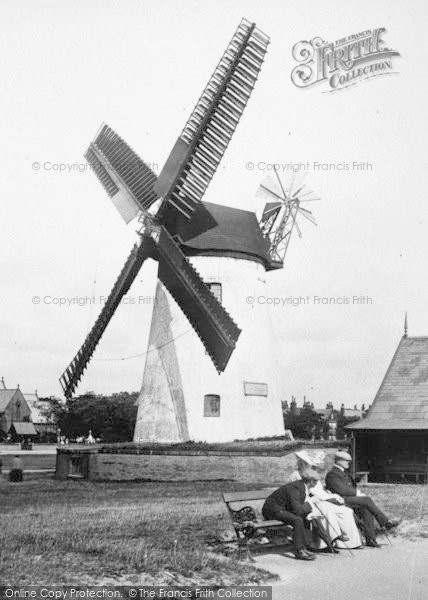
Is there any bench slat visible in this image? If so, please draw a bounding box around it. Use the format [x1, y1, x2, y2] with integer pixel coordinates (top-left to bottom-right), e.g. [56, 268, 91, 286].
[222, 488, 276, 503]
[253, 520, 289, 528]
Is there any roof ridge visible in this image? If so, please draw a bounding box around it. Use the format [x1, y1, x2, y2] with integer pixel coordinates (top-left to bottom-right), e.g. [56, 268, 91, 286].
[364, 336, 405, 420]
[203, 200, 255, 216]
[355, 334, 428, 429]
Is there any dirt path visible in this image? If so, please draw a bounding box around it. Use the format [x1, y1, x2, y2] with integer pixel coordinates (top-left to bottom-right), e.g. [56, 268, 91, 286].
[254, 536, 428, 600]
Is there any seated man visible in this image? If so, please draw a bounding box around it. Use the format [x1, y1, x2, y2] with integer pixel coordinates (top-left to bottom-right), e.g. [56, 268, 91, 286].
[325, 450, 401, 547]
[262, 468, 324, 561]
[290, 450, 361, 549]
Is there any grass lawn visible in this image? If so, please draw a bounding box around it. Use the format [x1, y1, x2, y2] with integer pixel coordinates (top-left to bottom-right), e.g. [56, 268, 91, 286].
[0, 477, 427, 586]
[365, 483, 428, 540]
[0, 478, 275, 586]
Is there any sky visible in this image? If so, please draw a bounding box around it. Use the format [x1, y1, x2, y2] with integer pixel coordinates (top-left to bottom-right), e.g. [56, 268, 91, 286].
[1, 0, 427, 409]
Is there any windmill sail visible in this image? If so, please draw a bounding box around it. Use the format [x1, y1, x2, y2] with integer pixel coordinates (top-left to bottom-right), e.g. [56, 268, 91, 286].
[85, 125, 159, 223]
[59, 239, 153, 399]
[156, 227, 241, 372]
[60, 19, 269, 397]
[156, 18, 269, 226]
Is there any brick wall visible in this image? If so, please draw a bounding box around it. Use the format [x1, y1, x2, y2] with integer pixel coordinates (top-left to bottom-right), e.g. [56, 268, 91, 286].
[86, 449, 337, 484]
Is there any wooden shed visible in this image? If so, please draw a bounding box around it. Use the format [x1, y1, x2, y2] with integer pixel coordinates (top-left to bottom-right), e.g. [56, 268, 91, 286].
[347, 330, 428, 483]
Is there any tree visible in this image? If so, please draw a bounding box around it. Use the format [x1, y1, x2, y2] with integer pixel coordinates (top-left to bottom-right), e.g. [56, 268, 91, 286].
[336, 415, 360, 439]
[42, 392, 138, 442]
[283, 405, 324, 439]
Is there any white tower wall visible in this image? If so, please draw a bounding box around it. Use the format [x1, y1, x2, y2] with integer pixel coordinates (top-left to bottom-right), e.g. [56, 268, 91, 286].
[134, 255, 285, 443]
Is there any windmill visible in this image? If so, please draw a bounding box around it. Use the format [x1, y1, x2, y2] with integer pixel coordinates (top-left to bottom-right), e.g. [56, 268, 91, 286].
[256, 171, 319, 268]
[59, 19, 270, 401]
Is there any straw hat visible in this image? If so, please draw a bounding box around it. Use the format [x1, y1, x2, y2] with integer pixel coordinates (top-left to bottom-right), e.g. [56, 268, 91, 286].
[295, 449, 326, 466]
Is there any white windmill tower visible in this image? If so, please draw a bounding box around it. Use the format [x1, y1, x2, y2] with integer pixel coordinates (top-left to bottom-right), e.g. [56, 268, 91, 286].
[134, 171, 318, 443]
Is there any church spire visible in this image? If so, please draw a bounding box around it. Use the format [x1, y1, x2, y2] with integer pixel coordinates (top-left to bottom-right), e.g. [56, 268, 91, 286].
[404, 312, 408, 338]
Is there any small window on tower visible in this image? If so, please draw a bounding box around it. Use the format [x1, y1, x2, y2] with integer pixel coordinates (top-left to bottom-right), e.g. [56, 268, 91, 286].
[204, 394, 221, 417]
[207, 282, 222, 303]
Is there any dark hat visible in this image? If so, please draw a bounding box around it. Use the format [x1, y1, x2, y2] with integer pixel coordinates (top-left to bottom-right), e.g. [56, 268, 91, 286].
[300, 467, 321, 481]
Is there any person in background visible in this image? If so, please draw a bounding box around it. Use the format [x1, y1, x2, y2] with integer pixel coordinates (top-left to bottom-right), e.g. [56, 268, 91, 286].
[290, 450, 361, 549]
[8, 455, 23, 482]
[326, 450, 401, 547]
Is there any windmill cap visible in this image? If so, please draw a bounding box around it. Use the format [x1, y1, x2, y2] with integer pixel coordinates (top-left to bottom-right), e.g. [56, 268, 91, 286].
[335, 450, 352, 461]
[300, 467, 321, 481]
[295, 449, 325, 466]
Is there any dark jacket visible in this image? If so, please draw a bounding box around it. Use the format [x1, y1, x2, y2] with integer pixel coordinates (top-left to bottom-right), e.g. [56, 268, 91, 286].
[263, 479, 313, 517]
[325, 466, 357, 497]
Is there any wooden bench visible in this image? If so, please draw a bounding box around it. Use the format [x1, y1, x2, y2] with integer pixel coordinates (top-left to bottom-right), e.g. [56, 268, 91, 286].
[383, 466, 428, 484]
[222, 488, 294, 560]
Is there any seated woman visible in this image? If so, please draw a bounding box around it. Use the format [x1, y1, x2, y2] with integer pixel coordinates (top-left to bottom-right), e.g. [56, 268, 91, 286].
[289, 450, 361, 549]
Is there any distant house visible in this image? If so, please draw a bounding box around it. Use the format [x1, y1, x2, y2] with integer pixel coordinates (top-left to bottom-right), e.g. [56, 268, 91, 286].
[284, 398, 365, 420]
[314, 403, 363, 422]
[23, 391, 57, 440]
[347, 324, 428, 482]
[0, 382, 37, 441]
[282, 397, 367, 440]
[341, 406, 364, 420]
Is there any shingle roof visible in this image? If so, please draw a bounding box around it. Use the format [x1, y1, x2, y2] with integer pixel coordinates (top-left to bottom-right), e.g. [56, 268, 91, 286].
[181, 201, 272, 268]
[348, 336, 428, 430]
[0, 389, 17, 412]
[12, 422, 37, 435]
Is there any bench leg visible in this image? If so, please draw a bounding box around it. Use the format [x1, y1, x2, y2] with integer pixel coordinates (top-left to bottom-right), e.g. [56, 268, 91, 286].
[245, 543, 255, 562]
[236, 539, 255, 562]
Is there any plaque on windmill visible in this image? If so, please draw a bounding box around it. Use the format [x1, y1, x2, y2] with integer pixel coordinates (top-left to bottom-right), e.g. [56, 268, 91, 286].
[243, 382, 268, 397]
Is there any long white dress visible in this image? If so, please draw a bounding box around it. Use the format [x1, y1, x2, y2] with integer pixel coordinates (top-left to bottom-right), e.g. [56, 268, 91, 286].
[289, 470, 362, 549]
